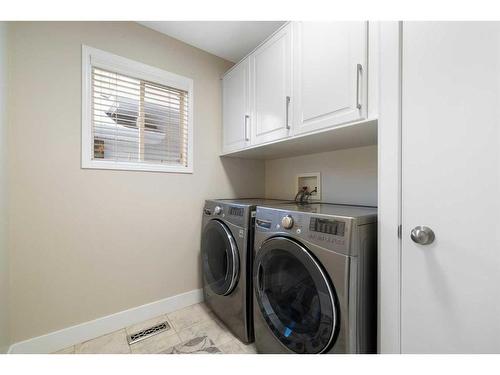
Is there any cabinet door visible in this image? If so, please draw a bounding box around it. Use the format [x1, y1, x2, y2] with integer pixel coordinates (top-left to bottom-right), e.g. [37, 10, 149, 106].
[293, 22, 367, 135]
[251, 23, 292, 145]
[222, 59, 250, 153]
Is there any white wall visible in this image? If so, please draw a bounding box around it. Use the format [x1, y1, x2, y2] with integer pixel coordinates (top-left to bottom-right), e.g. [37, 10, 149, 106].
[265, 145, 378, 206]
[7, 22, 265, 343]
[0, 22, 9, 353]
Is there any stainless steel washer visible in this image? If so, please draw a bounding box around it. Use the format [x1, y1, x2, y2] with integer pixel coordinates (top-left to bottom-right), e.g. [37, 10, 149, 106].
[252, 203, 377, 353]
[201, 199, 289, 343]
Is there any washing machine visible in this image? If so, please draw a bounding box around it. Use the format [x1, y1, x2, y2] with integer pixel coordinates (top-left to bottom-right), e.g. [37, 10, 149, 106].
[252, 203, 377, 353]
[201, 199, 289, 343]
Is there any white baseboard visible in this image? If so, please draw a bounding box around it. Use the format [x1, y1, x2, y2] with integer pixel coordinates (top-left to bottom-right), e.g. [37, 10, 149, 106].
[8, 288, 203, 354]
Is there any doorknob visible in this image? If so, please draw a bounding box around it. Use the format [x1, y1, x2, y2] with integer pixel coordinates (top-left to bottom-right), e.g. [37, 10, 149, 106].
[410, 226, 435, 245]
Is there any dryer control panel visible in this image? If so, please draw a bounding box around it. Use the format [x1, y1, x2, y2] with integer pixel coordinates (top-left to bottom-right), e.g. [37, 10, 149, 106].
[203, 200, 250, 228]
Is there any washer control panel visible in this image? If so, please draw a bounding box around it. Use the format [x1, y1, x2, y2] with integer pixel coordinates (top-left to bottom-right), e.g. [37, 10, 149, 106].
[255, 206, 353, 255]
[309, 217, 345, 237]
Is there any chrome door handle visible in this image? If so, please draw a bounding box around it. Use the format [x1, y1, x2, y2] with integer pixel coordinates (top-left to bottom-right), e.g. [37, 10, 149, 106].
[285, 96, 291, 130]
[356, 64, 362, 110]
[410, 226, 435, 245]
[244, 115, 250, 141]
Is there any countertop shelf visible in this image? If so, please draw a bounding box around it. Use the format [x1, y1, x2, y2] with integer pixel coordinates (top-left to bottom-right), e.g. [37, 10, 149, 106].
[220, 119, 378, 160]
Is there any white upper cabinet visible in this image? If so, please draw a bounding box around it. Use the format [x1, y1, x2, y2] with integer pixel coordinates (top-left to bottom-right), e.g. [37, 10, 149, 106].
[222, 59, 250, 153]
[292, 22, 368, 135]
[221, 22, 374, 156]
[250, 23, 292, 145]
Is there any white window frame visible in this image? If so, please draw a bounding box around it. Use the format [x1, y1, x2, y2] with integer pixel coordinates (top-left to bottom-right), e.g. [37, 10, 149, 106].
[81, 45, 194, 173]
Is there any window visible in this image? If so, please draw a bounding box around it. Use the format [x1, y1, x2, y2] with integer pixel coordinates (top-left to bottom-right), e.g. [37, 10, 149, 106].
[82, 46, 193, 173]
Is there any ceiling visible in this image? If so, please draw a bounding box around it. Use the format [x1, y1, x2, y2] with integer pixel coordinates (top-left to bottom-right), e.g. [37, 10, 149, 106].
[138, 21, 286, 63]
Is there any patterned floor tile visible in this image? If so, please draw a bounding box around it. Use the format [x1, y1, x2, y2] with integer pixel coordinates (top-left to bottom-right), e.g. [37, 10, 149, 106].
[163, 336, 222, 354]
[219, 340, 249, 354]
[130, 332, 181, 354]
[66, 302, 260, 355]
[178, 319, 233, 347]
[75, 329, 130, 354]
[167, 303, 213, 331]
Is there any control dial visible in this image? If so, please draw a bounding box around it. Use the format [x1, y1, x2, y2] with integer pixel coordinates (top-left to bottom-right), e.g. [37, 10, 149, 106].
[213, 206, 222, 215]
[281, 215, 294, 229]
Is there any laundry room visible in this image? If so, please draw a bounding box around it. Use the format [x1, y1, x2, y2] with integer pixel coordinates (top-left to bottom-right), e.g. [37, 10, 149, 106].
[2, 2, 500, 374]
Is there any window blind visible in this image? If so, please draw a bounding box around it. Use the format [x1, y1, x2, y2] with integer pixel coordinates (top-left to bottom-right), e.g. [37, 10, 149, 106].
[91, 67, 189, 167]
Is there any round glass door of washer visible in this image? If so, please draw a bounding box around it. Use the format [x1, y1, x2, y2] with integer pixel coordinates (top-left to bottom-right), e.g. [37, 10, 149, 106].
[254, 237, 339, 353]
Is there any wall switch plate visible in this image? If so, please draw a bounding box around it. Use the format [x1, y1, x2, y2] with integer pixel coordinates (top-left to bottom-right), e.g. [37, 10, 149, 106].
[296, 172, 321, 201]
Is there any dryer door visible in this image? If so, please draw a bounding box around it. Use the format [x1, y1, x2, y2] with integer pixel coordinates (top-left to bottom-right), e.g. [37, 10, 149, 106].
[201, 219, 240, 296]
[254, 237, 339, 353]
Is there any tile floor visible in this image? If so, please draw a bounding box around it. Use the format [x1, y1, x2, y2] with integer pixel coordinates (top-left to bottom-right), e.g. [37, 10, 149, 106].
[52, 303, 257, 354]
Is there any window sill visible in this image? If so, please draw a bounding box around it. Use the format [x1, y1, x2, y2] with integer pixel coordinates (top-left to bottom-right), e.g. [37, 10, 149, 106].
[81, 159, 193, 174]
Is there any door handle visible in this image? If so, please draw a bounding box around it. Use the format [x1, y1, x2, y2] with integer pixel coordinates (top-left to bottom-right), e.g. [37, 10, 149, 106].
[356, 64, 362, 110]
[410, 226, 435, 245]
[244, 115, 250, 141]
[285, 96, 291, 130]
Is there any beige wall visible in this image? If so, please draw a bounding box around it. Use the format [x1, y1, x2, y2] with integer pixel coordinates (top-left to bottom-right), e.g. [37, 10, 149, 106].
[0, 22, 10, 352]
[8, 22, 265, 342]
[265, 145, 378, 206]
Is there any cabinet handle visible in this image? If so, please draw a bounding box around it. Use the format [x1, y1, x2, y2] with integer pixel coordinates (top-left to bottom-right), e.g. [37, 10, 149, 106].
[244, 115, 250, 141]
[285, 96, 291, 130]
[356, 64, 362, 110]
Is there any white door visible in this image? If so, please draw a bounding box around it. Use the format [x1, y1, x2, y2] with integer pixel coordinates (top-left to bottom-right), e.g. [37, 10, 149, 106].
[293, 22, 367, 135]
[401, 22, 500, 353]
[222, 59, 250, 153]
[251, 23, 292, 145]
